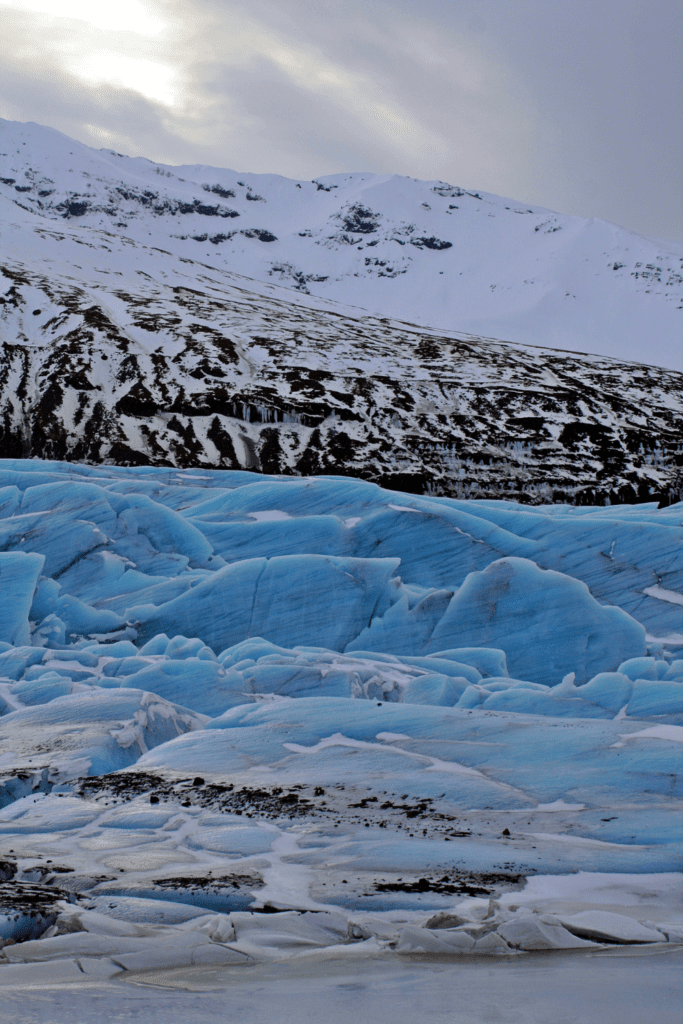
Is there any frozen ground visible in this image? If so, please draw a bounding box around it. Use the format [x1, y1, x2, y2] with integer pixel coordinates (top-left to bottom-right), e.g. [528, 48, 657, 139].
[0, 459, 681, 985]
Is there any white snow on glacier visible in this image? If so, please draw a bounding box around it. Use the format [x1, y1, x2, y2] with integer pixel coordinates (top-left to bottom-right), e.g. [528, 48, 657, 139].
[0, 458, 681, 982]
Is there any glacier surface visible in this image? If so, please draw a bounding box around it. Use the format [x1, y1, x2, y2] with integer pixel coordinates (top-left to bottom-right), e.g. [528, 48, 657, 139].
[0, 459, 681, 978]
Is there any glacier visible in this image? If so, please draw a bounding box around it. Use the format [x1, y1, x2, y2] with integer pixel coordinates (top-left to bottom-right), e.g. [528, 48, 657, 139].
[0, 458, 681, 982]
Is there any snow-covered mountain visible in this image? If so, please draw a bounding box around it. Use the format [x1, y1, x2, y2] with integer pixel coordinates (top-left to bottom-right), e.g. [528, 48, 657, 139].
[1, 118, 681, 367]
[1, 118, 683, 504]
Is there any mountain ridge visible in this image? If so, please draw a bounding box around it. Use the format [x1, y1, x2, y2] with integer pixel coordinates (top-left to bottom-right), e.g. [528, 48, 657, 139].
[1, 117, 681, 370]
[1, 119, 683, 504]
[1, 209, 682, 504]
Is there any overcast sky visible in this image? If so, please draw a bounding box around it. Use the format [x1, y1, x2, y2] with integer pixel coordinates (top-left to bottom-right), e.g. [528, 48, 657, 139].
[0, 0, 681, 241]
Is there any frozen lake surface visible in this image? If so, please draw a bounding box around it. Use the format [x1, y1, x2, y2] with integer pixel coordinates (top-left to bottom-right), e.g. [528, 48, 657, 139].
[2, 947, 682, 1024]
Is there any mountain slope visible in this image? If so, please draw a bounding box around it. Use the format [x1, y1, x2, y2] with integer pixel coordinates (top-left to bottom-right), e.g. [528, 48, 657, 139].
[1, 204, 682, 504]
[1, 118, 681, 370]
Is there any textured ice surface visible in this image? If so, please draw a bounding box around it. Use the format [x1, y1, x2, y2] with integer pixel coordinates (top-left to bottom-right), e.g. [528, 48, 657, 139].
[0, 460, 681, 975]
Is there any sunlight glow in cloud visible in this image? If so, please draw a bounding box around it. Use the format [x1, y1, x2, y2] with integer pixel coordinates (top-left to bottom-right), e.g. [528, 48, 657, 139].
[68, 53, 180, 106]
[0, 0, 167, 35]
[0, 0, 541, 173]
[0, 0, 536, 163]
[0, 0, 178, 106]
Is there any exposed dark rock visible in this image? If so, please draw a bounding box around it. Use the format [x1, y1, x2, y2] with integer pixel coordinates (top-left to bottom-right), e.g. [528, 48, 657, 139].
[1, 257, 683, 504]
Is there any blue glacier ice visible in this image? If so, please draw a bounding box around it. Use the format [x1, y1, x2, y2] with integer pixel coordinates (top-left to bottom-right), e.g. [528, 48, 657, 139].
[0, 459, 681, 961]
[0, 687, 206, 806]
[134, 553, 401, 653]
[0, 551, 45, 646]
[0, 459, 678, 721]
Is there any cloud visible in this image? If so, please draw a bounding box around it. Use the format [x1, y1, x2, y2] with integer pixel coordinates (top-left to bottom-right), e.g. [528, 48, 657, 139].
[182, 6, 535, 183]
[1, 0, 167, 34]
[0, 0, 680, 240]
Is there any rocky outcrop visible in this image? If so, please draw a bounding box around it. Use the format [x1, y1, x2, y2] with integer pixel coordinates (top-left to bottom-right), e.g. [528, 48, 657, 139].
[1, 249, 682, 505]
